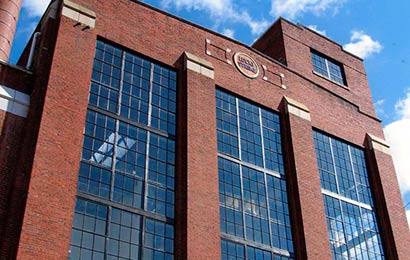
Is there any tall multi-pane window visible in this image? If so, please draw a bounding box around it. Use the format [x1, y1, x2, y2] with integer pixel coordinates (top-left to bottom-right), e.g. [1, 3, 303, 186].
[216, 89, 294, 260]
[69, 40, 177, 260]
[311, 50, 346, 86]
[313, 131, 384, 260]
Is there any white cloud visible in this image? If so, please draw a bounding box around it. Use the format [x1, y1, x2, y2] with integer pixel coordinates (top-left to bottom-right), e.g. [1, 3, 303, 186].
[395, 90, 410, 120]
[384, 90, 410, 197]
[22, 0, 50, 17]
[247, 19, 270, 36]
[374, 99, 385, 117]
[270, 0, 347, 19]
[343, 31, 382, 59]
[161, 0, 269, 36]
[222, 28, 235, 38]
[385, 119, 410, 194]
[161, 0, 228, 16]
[307, 25, 327, 36]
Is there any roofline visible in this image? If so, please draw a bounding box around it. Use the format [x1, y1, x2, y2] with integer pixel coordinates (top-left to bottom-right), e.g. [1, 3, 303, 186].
[32, 1, 362, 63]
[299, 22, 364, 61]
[252, 17, 364, 62]
[18, 0, 378, 123]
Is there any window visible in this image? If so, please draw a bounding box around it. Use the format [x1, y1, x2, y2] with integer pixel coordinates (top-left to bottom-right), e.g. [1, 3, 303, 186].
[311, 50, 346, 86]
[69, 40, 177, 260]
[313, 131, 384, 260]
[70, 198, 174, 260]
[217, 89, 294, 259]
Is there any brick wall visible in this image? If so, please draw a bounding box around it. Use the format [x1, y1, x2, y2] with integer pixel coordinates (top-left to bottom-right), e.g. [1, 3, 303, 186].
[2, 0, 407, 259]
[0, 111, 26, 253]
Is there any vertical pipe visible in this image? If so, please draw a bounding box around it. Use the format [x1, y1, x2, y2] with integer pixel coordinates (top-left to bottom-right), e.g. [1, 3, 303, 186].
[26, 32, 40, 70]
[0, 0, 23, 62]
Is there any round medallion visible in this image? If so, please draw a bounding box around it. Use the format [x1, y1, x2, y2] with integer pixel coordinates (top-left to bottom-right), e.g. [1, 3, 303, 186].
[233, 52, 260, 79]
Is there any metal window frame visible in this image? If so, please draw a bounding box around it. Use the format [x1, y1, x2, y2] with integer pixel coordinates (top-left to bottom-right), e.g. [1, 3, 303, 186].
[69, 39, 177, 260]
[315, 132, 384, 259]
[217, 90, 294, 259]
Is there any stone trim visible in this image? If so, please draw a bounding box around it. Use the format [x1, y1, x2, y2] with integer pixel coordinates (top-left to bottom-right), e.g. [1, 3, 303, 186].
[0, 85, 30, 117]
[283, 96, 311, 121]
[184, 52, 214, 79]
[62, 0, 96, 29]
[366, 133, 390, 155]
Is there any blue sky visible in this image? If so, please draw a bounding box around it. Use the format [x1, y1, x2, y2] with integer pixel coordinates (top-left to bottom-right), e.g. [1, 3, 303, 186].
[10, 0, 410, 225]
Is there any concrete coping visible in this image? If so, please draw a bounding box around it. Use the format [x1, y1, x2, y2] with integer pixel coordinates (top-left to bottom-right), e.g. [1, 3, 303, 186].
[184, 52, 214, 79]
[283, 96, 310, 113]
[366, 133, 390, 155]
[63, 0, 96, 18]
[184, 52, 214, 70]
[282, 96, 311, 121]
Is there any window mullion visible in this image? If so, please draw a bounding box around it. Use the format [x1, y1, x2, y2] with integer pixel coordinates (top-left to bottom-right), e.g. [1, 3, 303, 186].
[142, 63, 155, 214]
[348, 146, 361, 204]
[104, 205, 111, 260]
[328, 137, 341, 196]
[109, 49, 125, 203]
[239, 163, 247, 242]
[325, 58, 331, 79]
[327, 137, 350, 259]
[259, 108, 274, 249]
[348, 146, 372, 256]
[147, 62, 154, 128]
[140, 216, 147, 260]
[236, 98, 242, 161]
[235, 98, 248, 242]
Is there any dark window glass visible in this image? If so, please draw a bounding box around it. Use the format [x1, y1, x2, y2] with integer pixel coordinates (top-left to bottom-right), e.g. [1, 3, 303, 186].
[216, 90, 239, 158]
[146, 133, 175, 218]
[247, 246, 272, 260]
[78, 162, 111, 199]
[217, 89, 294, 259]
[267, 175, 293, 253]
[69, 199, 107, 260]
[242, 166, 270, 246]
[70, 40, 176, 259]
[219, 158, 244, 238]
[221, 240, 245, 260]
[107, 208, 141, 259]
[262, 109, 284, 174]
[82, 110, 115, 168]
[238, 100, 263, 167]
[311, 51, 346, 86]
[313, 131, 384, 260]
[143, 218, 174, 259]
[115, 122, 147, 177]
[112, 171, 144, 208]
[90, 41, 176, 132]
[69, 198, 173, 260]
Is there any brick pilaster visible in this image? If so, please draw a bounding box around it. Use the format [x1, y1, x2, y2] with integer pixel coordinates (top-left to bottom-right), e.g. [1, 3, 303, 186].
[365, 134, 410, 259]
[280, 96, 332, 259]
[175, 52, 220, 260]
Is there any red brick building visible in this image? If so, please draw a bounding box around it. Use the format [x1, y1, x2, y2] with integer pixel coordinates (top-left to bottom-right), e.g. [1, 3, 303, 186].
[0, 0, 409, 259]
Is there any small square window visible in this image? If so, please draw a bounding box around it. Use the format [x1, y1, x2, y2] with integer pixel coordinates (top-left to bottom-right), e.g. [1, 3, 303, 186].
[311, 50, 346, 86]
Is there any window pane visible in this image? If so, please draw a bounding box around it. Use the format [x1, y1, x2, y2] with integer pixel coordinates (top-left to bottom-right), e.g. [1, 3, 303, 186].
[238, 100, 263, 167]
[221, 240, 245, 260]
[311, 51, 328, 77]
[314, 131, 384, 259]
[82, 111, 115, 168]
[216, 90, 239, 158]
[143, 218, 174, 259]
[311, 51, 346, 86]
[217, 89, 294, 259]
[71, 39, 177, 260]
[107, 208, 142, 259]
[69, 199, 107, 259]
